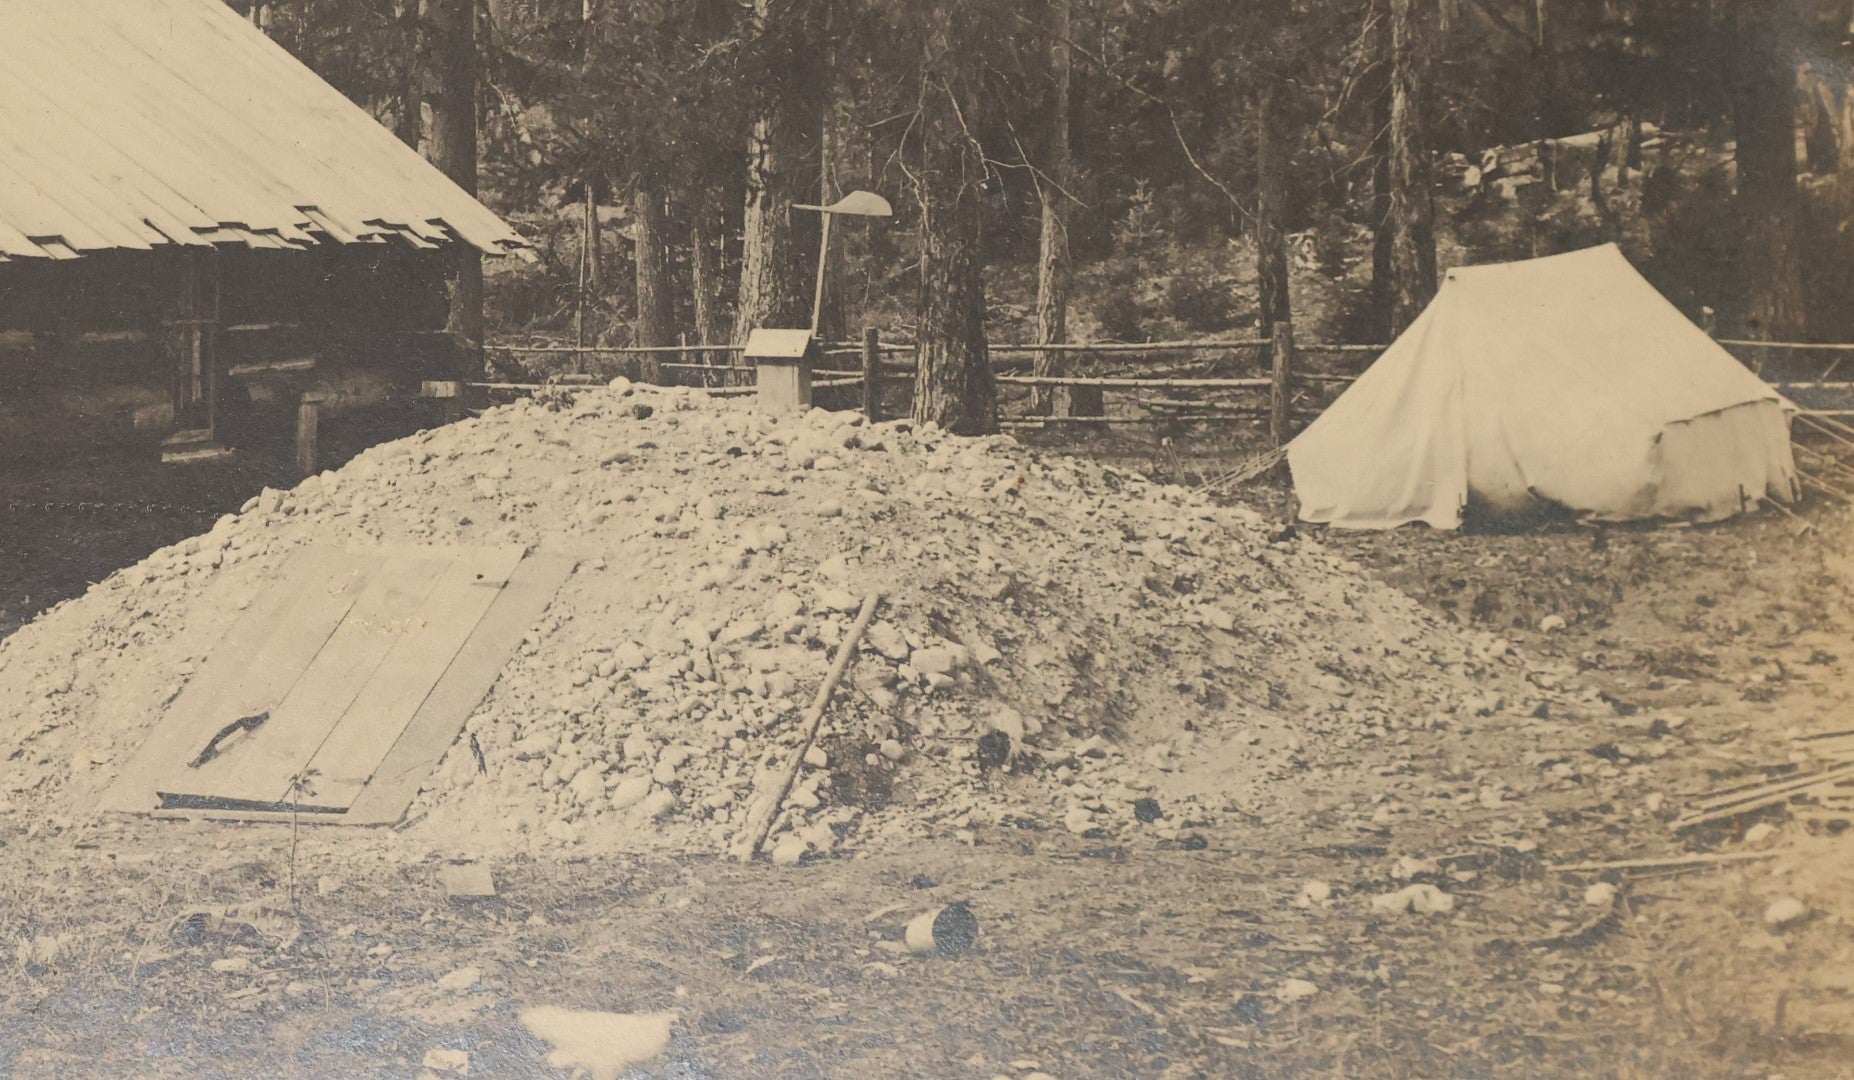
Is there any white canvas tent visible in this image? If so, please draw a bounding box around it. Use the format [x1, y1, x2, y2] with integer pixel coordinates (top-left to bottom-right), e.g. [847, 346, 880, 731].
[1288, 244, 1799, 530]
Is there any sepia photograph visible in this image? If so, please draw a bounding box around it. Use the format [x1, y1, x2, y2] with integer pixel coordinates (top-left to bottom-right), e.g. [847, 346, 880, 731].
[1, 0, 1852, 1076]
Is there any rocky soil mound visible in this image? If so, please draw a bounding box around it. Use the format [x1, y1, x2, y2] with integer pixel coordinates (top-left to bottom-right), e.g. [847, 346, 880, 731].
[0, 382, 1507, 859]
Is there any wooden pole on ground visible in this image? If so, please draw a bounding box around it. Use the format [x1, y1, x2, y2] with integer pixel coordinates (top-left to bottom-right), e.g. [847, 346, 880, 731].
[1674, 760, 1854, 830]
[1270, 320, 1295, 448]
[732, 593, 883, 861]
[862, 327, 881, 422]
[1549, 849, 1784, 874]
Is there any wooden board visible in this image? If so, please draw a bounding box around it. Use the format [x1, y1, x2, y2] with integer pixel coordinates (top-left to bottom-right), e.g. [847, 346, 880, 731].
[300, 544, 528, 808]
[166, 546, 455, 805]
[344, 552, 577, 825]
[102, 545, 368, 814]
[107, 543, 571, 824]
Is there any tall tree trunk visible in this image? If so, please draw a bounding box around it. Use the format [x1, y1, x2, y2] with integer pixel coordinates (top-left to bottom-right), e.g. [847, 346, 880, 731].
[585, 184, 603, 293]
[633, 183, 674, 382]
[579, 0, 601, 310]
[691, 194, 730, 351]
[427, 0, 482, 373]
[1388, 0, 1439, 335]
[1591, 130, 1622, 239]
[1533, 0, 1562, 138]
[1035, 0, 1096, 417]
[575, 181, 602, 348]
[733, 0, 823, 341]
[1255, 79, 1291, 339]
[1366, 0, 1394, 341]
[392, 0, 421, 148]
[912, 12, 997, 436]
[1728, 0, 1807, 339]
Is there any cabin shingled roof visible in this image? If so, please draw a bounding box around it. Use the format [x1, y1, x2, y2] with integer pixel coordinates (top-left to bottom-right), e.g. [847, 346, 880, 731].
[0, 0, 529, 263]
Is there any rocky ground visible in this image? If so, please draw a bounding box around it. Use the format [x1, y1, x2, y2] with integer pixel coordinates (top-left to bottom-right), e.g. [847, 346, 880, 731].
[1, 392, 1851, 1078]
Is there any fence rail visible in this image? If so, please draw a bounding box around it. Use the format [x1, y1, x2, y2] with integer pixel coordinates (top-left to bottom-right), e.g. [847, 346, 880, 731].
[476, 329, 1854, 449]
[994, 375, 1274, 389]
[491, 343, 747, 355]
[488, 327, 1360, 447]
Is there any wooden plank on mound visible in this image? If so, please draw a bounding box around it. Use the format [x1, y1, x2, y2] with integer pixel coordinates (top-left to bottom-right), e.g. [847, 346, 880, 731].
[170, 546, 454, 804]
[103, 546, 368, 814]
[344, 552, 577, 826]
[299, 544, 527, 808]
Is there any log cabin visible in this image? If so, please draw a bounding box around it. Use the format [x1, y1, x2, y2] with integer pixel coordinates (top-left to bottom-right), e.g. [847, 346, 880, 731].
[0, 0, 528, 469]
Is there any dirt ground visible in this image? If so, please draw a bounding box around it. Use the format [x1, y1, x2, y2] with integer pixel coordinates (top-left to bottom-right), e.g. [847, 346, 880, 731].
[0, 404, 432, 640]
[3, 423, 1853, 1079]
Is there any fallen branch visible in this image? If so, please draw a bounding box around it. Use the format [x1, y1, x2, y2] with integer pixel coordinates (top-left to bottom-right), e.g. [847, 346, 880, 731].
[1674, 761, 1854, 830]
[1691, 762, 1854, 811]
[1797, 412, 1854, 451]
[1797, 469, 1854, 505]
[1549, 849, 1785, 874]
[1529, 902, 1622, 949]
[1204, 447, 1288, 492]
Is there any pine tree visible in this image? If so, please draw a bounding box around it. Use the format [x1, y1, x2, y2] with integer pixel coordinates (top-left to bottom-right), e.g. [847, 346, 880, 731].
[911, 2, 998, 435]
[1388, 0, 1439, 333]
[427, 0, 483, 368]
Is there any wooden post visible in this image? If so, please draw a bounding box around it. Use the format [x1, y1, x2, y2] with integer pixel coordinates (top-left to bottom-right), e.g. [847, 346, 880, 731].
[862, 326, 881, 422]
[573, 240, 586, 354]
[168, 250, 221, 437]
[810, 211, 834, 334]
[207, 255, 221, 439]
[296, 393, 323, 476]
[1270, 319, 1294, 448]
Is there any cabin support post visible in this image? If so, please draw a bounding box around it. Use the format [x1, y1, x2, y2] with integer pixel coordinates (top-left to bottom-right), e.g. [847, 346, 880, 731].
[162, 250, 226, 461]
[296, 391, 325, 476]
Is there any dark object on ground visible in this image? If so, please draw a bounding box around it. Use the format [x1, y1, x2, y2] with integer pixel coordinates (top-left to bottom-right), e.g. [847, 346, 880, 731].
[1133, 797, 1162, 823]
[920, 902, 979, 955]
[976, 730, 1011, 769]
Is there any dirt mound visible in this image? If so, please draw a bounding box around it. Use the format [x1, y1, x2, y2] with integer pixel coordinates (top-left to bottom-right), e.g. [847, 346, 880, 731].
[0, 383, 1504, 858]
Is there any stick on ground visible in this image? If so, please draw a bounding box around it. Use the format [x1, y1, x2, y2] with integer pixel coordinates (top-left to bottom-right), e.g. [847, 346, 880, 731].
[1550, 849, 1786, 874]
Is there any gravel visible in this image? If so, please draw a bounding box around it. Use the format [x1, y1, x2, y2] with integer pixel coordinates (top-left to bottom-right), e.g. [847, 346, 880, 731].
[0, 383, 1507, 860]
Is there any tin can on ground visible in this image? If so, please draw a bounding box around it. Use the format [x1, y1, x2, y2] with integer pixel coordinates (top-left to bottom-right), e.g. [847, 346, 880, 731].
[904, 902, 978, 955]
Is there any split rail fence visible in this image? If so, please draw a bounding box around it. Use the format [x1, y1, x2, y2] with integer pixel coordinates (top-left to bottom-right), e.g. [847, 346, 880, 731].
[479, 329, 1854, 452]
[485, 323, 1378, 448]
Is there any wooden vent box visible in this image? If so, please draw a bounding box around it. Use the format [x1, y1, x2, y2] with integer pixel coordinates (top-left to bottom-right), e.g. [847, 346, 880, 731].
[743, 328, 816, 413]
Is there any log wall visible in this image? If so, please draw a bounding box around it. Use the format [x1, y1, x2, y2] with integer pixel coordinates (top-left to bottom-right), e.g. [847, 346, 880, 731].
[0, 246, 456, 466]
